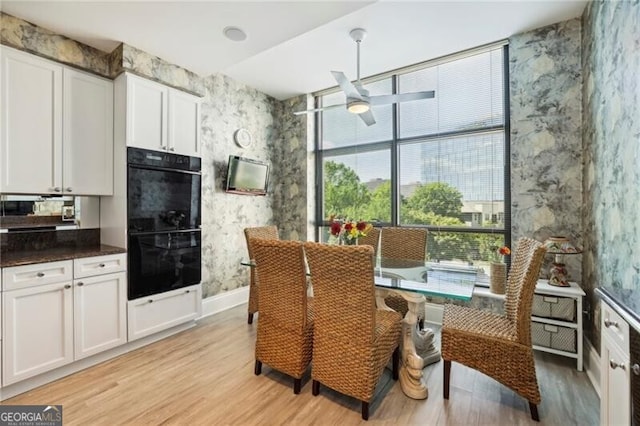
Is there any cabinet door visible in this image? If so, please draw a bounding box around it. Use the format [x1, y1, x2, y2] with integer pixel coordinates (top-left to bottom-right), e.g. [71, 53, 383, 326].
[74, 272, 127, 360]
[128, 284, 201, 341]
[63, 68, 114, 195]
[601, 335, 631, 425]
[2, 281, 73, 386]
[126, 74, 168, 152]
[1, 46, 62, 194]
[168, 90, 200, 157]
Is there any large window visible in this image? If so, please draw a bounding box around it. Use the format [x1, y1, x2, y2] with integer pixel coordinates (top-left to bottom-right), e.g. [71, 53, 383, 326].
[316, 44, 509, 270]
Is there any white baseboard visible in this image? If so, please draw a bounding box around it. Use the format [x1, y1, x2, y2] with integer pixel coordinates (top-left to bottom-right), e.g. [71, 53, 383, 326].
[584, 337, 601, 397]
[201, 286, 249, 318]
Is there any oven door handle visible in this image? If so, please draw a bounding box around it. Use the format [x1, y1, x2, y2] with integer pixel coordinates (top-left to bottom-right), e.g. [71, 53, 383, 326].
[128, 163, 201, 176]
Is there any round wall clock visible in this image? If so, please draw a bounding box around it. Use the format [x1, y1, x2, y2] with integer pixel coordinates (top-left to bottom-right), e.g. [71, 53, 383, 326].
[234, 128, 253, 148]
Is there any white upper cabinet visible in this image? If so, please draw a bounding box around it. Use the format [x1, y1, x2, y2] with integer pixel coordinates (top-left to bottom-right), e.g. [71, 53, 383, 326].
[126, 74, 169, 152]
[0, 46, 114, 195]
[169, 90, 200, 157]
[63, 68, 114, 195]
[1, 47, 63, 194]
[122, 73, 201, 157]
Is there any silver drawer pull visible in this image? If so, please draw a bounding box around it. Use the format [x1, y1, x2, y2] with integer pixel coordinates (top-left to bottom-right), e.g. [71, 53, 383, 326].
[64, 284, 71, 289]
[632, 364, 640, 376]
[51, 187, 61, 192]
[604, 319, 619, 328]
[610, 359, 626, 370]
[99, 263, 106, 268]
[77, 282, 84, 287]
[65, 187, 72, 192]
[169, 147, 175, 152]
[37, 272, 45, 277]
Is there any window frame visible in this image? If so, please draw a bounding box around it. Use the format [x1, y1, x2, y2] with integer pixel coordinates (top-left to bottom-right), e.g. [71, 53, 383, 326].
[314, 44, 511, 262]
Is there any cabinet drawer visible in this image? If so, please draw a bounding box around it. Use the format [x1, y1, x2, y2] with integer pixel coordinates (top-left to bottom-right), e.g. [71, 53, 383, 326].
[2, 260, 73, 291]
[74, 253, 126, 278]
[532, 322, 576, 353]
[127, 284, 201, 341]
[601, 301, 629, 351]
[532, 294, 576, 321]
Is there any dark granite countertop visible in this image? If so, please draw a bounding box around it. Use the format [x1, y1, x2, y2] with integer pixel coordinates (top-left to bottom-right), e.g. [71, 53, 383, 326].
[0, 244, 126, 268]
[596, 286, 640, 333]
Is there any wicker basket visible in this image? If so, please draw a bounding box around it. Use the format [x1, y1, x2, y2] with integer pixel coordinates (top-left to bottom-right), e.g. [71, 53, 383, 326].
[490, 262, 507, 294]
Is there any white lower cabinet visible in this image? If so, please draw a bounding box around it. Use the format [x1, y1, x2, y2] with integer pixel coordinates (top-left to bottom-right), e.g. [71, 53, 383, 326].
[2, 254, 127, 386]
[128, 284, 201, 341]
[3, 281, 74, 386]
[74, 272, 127, 360]
[600, 300, 631, 425]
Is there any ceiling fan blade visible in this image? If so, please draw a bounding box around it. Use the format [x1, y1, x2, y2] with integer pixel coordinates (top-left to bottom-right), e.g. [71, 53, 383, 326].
[369, 90, 435, 106]
[331, 71, 362, 100]
[293, 103, 345, 115]
[358, 109, 376, 127]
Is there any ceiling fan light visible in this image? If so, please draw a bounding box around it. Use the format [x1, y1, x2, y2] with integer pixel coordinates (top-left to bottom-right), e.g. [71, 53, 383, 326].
[347, 100, 370, 114]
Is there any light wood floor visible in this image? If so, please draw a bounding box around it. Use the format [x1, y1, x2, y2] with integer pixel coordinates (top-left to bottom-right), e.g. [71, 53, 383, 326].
[3, 304, 599, 425]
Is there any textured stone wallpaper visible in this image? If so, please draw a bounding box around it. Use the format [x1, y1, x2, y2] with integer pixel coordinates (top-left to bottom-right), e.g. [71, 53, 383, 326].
[0, 12, 111, 77]
[582, 0, 640, 349]
[509, 19, 583, 285]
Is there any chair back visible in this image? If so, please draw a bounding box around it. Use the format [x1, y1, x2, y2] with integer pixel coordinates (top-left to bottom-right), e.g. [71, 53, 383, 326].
[244, 225, 279, 259]
[380, 227, 427, 261]
[357, 227, 380, 257]
[503, 237, 547, 344]
[303, 242, 377, 346]
[252, 239, 308, 330]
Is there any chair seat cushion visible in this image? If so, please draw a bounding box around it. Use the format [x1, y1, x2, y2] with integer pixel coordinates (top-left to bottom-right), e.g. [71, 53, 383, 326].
[442, 304, 516, 342]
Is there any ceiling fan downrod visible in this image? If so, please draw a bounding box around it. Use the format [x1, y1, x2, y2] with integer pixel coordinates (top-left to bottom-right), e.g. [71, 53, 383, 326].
[350, 28, 367, 84]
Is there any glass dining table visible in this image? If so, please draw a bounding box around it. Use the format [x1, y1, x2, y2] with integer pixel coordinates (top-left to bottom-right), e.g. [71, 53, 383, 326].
[241, 257, 479, 400]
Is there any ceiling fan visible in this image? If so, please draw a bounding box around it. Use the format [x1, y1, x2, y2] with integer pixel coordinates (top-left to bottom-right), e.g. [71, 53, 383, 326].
[294, 28, 435, 126]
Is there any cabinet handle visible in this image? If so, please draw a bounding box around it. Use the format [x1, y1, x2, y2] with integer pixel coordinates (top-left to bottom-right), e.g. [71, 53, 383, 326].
[148, 299, 154, 304]
[64, 284, 71, 289]
[609, 359, 626, 370]
[169, 147, 175, 152]
[160, 145, 167, 150]
[37, 272, 45, 277]
[65, 187, 72, 192]
[633, 364, 640, 376]
[604, 319, 619, 328]
[51, 187, 61, 192]
[77, 282, 84, 287]
[99, 263, 106, 268]
[185, 289, 190, 293]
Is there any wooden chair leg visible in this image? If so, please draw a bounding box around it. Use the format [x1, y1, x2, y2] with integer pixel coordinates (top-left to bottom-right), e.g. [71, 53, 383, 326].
[392, 347, 399, 380]
[293, 378, 301, 394]
[312, 380, 320, 396]
[529, 402, 539, 421]
[254, 360, 262, 375]
[361, 401, 369, 421]
[248, 312, 254, 324]
[443, 359, 451, 399]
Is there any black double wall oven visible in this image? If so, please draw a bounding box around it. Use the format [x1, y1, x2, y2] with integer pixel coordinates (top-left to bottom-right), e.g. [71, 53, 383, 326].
[127, 147, 202, 300]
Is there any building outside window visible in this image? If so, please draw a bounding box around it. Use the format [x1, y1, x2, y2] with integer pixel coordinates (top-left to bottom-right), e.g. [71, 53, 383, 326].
[316, 44, 510, 272]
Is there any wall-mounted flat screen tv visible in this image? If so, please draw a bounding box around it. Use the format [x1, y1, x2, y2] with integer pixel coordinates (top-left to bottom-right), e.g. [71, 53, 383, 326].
[225, 155, 270, 195]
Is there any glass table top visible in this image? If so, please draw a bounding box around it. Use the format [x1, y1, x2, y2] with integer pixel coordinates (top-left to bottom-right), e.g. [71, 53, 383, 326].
[241, 257, 478, 301]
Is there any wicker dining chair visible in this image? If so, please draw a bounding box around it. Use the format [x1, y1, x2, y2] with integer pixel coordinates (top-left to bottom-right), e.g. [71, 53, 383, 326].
[251, 239, 313, 394]
[303, 242, 402, 421]
[357, 227, 380, 257]
[380, 227, 428, 321]
[244, 225, 279, 324]
[441, 237, 547, 421]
